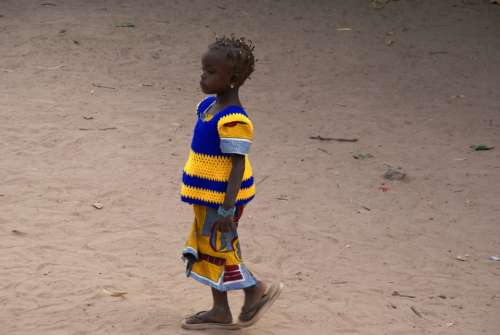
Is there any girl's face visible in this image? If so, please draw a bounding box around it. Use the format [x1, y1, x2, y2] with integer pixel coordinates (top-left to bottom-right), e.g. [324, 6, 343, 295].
[200, 49, 233, 94]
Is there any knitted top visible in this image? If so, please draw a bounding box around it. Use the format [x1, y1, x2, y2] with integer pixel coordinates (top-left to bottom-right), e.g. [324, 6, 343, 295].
[181, 96, 255, 208]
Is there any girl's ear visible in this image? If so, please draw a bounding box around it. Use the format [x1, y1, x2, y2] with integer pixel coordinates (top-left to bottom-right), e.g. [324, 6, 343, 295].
[230, 73, 241, 86]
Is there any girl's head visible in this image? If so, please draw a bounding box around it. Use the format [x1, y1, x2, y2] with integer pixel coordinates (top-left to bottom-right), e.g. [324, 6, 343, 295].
[200, 35, 255, 94]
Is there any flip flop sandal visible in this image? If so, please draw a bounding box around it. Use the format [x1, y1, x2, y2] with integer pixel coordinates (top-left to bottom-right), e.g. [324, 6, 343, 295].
[181, 311, 240, 330]
[237, 282, 284, 328]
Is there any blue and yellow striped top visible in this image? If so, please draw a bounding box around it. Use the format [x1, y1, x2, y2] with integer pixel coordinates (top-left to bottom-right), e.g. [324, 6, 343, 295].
[181, 96, 255, 208]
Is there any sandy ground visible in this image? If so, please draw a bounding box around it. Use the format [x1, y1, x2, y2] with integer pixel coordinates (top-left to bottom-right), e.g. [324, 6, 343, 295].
[1, 0, 500, 334]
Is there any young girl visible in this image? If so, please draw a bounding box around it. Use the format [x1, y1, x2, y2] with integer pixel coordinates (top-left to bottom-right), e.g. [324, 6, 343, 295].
[180, 36, 283, 330]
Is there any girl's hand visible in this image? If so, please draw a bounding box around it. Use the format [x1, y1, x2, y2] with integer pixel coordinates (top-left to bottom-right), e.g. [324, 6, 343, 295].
[213, 215, 234, 233]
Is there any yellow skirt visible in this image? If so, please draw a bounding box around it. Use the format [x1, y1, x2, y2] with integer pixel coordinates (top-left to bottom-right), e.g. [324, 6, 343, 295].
[182, 205, 256, 291]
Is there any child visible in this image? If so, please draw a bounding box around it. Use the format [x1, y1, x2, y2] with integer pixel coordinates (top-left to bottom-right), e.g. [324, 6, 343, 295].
[180, 36, 283, 330]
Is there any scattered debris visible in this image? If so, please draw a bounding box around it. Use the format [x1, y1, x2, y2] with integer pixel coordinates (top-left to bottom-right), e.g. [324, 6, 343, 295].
[0, 68, 14, 73]
[11, 229, 27, 236]
[379, 183, 389, 192]
[392, 291, 416, 298]
[451, 94, 465, 99]
[489, 255, 500, 261]
[389, 303, 397, 309]
[386, 39, 395, 46]
[114, 22, 135, 28]
[59, 29, 66, 34]
[410, 306, 423, 318]
[455, 254, 469, 261]
[336, 27, 352, 31]
[73, 40, 80, 45]
[83, 116, 94, 120]
[92, 83, 116, 90]
[353, 153, 374, 160]
[383, 168, 406, 181]
[438, 294, 447, 299]
[276, 195, 288, 201]
[102, 288, 127, 298]
[93, 202, 104, 209]
[40, 2, 57, 6]
[446, 322, 455, 327]
[141, 83, 154, 87]
[470, 144, 494, 151]
[361, 206, 371, 211]
[309, 136, 358, 142]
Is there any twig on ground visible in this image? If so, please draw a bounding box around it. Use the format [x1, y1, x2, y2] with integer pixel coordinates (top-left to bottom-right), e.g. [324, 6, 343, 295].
[429, 51, 448, 55]
[92, 83, 116, 90]
[37, 64, 64, 70]
[317, 148, 330, 154]
[78, 127, 117, 131]
[392, 291, 416, 298]
[257, 175, 269, 186]
[410, 306, 423, 318]
[310, 136, 358, 142]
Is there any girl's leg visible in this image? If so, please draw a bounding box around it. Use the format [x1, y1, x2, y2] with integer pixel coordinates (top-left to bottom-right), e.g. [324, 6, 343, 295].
[242, 280, 267, 311]
[210, 287, 232, 321]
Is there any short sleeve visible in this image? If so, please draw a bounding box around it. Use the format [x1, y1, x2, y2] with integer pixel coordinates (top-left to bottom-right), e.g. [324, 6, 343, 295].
[217, 114, 254, 155]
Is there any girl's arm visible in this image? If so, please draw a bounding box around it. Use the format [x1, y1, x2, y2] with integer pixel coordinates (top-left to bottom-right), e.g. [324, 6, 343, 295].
[222, 154, 245, 209]
[215, 154, 245, 232]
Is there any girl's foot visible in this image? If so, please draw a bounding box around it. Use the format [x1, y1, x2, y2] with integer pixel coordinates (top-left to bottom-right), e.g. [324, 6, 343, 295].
[184, 308, 232, 325]
[238, 282, 284, 327]
[182, 309, 237, 330]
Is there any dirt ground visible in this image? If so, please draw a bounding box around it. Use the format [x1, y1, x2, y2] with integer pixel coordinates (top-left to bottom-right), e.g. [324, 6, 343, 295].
[1, 0, 499, 334]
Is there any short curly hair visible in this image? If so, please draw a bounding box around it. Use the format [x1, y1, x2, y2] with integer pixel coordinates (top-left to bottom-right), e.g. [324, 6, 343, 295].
[208, 35, 256, 86]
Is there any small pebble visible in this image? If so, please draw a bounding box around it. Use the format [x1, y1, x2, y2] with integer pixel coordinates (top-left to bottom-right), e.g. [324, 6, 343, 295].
[93, 202, 104, 209]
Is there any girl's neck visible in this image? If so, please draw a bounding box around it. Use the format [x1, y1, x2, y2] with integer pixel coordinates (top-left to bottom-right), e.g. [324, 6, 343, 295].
[216, 89, 241, 107]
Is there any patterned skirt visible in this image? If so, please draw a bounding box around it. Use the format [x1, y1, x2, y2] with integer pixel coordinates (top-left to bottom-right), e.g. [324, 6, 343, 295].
[182, 205, 256, 291]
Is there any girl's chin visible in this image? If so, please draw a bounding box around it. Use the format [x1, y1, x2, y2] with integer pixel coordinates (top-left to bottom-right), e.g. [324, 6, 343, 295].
[200, 83, 211, 94]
